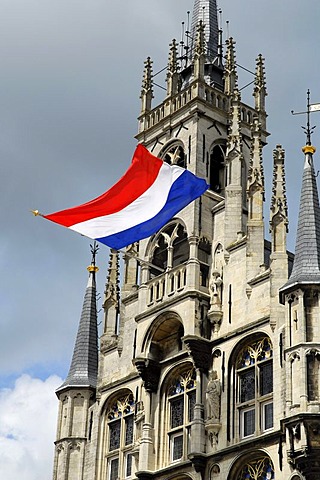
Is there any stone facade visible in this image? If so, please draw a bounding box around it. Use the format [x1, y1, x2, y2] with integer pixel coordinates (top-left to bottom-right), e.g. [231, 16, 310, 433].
[52, 2, 320, 479]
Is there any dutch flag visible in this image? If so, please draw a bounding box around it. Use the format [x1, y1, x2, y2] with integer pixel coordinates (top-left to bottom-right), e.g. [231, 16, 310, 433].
[43, 144, 209, 250]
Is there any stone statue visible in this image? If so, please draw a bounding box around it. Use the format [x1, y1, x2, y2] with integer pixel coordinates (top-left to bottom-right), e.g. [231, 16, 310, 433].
[209, 270, 223, 309]
[206, 370, 221, 421]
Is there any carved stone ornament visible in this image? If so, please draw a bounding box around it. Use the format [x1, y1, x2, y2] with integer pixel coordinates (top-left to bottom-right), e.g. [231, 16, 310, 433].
[100, 334, 118, 354]
[134, 358, 161, 393]
[183, 335, 212, 372]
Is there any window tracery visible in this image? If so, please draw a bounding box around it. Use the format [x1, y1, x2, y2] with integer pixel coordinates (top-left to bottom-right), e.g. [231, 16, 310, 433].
[236, 455, 274, 480]
[166, 368, 196, 463]
[106, 393, 135, 479]
[160, 142, 186, 168]
[235, 337, 273, 439]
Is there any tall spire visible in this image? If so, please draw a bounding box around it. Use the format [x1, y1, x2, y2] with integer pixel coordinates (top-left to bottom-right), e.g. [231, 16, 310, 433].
[281, 144, 320, 293]
[166, 39, 180, 97]
[224, 37, 238, 96]
[140, 57, 154, 113]
[191, 0, 219, 60]
[253, 54, 267, 112]
[56, 245, 99, 393]
[270, 144, 288, 252]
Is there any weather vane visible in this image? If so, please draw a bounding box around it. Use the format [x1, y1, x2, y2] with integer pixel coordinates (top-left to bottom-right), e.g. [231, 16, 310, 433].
[291, 89, 320, 145]
[90, 241, 99, 268]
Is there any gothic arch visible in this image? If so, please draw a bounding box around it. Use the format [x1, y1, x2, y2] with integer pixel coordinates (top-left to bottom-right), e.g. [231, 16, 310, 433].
[99, 388, 136, 480]
[141, 311, 184, 361]
[227, 333, 273, 442]
[157, 361, 196, 467]
[228, 450, 275, 479]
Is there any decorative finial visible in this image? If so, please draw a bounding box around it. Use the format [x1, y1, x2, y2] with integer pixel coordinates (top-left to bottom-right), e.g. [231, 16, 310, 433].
[31, 209, 43, 217]
[291, 89, 319, 149]
[87, 241, 99, 273]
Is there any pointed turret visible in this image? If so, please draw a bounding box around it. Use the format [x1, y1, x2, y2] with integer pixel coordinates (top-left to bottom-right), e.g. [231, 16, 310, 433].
[193, 21, 206, 81]
[100, 249, 120, 354]
[56, 250, 98, 393]
[53, 246, 99, 480]
[246, 117, 265, 279]
[281, 144, 320, 295]
[140, 57, 154, 113]
[269, 145, 288, 330]
[270, 145, 288, 254]
[224, 37, 238, 96]
[253, 54, 267, 112]
[224, 88, 244, 245]
[191, 0, 219, 61]
[166, 39, 180, 97]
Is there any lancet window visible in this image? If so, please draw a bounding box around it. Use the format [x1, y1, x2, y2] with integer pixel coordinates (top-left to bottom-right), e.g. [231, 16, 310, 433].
[166, 367, 196, 463]
[106, 393, 135, 480]
[235, 336, 273, 439]
[209, 144, 226, 195]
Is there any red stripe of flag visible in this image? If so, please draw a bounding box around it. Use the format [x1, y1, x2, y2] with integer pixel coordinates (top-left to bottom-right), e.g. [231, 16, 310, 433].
[44, 145, 163, 227]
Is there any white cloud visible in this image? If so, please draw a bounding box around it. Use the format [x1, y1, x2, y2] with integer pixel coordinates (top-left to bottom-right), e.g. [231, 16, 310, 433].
[0, 374, 62, 480]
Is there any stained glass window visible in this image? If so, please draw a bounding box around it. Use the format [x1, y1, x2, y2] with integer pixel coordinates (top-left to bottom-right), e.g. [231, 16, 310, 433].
[237, 455, 274, 480]
[236, 337, 273, 439]
[243, 409, 255, 437]
[172, 434, 183, 461]
[106, 393, 135, 478]
[188, 390, 196, 422]
[109, 458, 119, 480]
[260, 363, 273, 396]
[167, 367, 196, 463]
[171, 397, 184, 428]
[240, 369, 255, 403]
[125, 416, 134, 445]
[109, 420, 121, 451]
[126, 454, 132, 477]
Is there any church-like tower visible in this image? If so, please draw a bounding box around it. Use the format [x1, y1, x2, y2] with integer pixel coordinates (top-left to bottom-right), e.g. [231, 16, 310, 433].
[53, 1, 319, 479]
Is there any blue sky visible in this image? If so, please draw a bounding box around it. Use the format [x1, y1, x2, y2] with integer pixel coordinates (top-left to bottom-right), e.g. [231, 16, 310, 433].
[1, 0, 320, 478]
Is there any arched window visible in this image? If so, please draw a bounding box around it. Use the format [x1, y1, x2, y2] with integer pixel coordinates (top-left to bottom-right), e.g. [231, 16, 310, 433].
[149, 223, 189, 278]
[234, 454, 275, 479]
[105, 393, 135, 480]
[209, 144, 226, 195]
[234, 337, 273, 439]
[166, 367, 196, 463]
[160, 142, 186, 168]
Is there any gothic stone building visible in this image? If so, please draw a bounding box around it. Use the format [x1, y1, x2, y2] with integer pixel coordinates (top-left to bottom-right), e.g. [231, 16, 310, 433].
[52, 1, 320, 479]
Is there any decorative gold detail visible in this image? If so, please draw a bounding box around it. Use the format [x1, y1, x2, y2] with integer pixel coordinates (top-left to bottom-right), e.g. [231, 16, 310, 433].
[302, 145, 316, 154]
[31, 209, 41, 216]
[87, 265, 99, 273]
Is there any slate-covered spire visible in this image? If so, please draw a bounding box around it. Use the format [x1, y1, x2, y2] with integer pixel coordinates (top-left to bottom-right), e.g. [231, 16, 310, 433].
[56, 246, 99, 393]
[281, 144, 320, 293]
[191, 0, 219, 60]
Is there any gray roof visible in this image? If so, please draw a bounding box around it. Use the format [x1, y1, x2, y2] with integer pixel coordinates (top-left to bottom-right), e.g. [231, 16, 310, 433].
[56, 268, 98, 393]
[191, 0, 219, 60]
[281, 149, 320, 294]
